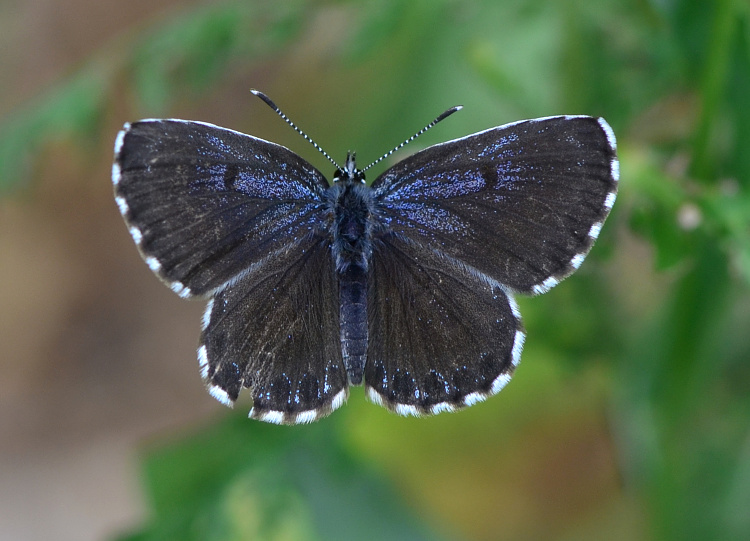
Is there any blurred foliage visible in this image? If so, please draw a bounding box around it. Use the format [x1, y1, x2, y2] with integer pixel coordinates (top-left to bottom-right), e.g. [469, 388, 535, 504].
[116, 414, 443, 541]
[2, 0, 750, 540]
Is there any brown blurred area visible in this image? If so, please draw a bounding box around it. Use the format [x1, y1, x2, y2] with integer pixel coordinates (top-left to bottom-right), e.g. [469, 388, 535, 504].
[0, 2, 221, 540]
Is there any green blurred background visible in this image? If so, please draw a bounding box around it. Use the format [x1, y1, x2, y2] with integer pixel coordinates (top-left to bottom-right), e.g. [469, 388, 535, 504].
[1, 1, 749, 540]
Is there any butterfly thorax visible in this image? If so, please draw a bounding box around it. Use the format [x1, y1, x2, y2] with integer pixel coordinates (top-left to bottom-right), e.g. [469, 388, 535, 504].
[328, 154, 375, 274]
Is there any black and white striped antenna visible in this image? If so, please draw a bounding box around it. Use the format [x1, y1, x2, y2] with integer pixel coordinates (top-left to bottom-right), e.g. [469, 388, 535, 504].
[252, 89, 462, 176]
[251, 89, 341, 171]
[360, 105, 462, 174]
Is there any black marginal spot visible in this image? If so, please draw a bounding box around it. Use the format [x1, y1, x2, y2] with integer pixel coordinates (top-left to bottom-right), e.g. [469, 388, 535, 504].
[419, 371, 443, 407]
[451, 365, 475, 400]
[391, 369, 417, 404]
[296, 373, 321, 407]
[212, 361, 243, 401]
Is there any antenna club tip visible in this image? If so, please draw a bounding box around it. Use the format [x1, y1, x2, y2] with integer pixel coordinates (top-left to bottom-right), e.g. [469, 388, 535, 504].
[251, 90, 278, 111]
[454, 105, 464, 111]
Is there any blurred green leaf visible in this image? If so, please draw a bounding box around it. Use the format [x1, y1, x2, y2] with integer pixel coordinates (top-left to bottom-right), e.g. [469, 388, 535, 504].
[0, 66, 106, 193]
[116, 414, 446, 541]
[130, 2, 306, 112]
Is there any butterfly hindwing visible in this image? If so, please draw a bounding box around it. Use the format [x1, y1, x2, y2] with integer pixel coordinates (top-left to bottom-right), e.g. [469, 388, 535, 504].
[200, 234, 348, 424]
[365, 234, 525, 415]
[372, 116, 618, 294]
[113, 119, 330, 297]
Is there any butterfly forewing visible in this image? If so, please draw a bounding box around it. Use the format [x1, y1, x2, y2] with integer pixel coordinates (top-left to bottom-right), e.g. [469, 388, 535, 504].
[371, 116, 618, 294]
[200, 234, 347, 424]
[114, 120, 330, 297]
[365, 234, 525, 415]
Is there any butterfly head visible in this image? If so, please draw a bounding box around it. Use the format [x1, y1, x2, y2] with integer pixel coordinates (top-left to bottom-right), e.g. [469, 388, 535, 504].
[333, 151, 366, 185]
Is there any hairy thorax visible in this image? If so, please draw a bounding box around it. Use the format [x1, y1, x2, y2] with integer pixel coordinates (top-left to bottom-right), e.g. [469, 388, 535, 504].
[328, 181, 376, 272]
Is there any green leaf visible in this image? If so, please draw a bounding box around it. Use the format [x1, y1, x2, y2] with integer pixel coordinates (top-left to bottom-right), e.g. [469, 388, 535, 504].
[116, 415, 446, 541]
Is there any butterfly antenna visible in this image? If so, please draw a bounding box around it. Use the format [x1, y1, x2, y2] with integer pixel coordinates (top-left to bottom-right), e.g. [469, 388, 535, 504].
[251, 89, 341, 170]
[360, 105, 463, 174]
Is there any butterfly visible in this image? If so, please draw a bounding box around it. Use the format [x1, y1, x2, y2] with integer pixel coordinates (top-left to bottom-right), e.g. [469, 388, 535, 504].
[113, 90, 618, 424]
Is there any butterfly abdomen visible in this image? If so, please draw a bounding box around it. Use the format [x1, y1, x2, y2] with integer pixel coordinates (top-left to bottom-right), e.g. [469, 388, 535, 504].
[339, 264, 367, 384]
